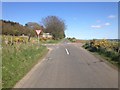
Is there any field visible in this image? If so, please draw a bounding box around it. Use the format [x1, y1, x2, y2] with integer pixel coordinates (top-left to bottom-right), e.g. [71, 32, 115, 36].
[83, 39, 120, 67]
[2, 35, 49, 88]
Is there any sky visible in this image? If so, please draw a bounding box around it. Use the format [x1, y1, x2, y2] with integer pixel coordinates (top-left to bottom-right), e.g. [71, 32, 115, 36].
[2, 2, 118, 39]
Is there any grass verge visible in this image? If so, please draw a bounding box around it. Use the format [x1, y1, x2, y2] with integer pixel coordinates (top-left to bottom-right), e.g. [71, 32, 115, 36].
[82, 45, 119, 69]
[88, 51, 119, 70]
[2, 43, 48, 89]
[40, 39, 63, 44]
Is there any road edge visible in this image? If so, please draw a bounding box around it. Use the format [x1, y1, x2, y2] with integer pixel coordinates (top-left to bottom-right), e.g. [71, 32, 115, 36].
[13, 48, 52, 88]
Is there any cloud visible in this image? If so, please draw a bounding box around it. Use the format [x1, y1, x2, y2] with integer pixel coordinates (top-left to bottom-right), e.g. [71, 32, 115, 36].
[108, 15, 116, 19]
[104, 22, 111, 26]
[91, 25, 102, 29]
[91, 22, 111, 29]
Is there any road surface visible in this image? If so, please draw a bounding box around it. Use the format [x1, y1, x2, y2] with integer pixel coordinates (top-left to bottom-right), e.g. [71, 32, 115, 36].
[14, 40, 118, 88]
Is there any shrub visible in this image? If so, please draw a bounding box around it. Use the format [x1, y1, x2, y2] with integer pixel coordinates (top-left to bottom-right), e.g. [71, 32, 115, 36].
[88, 46, 97, 52]
[105, 50, 113, 57]
[83, 43, 90, 49]
[97, 47, 106, 54]
[111, 53, 119, 62]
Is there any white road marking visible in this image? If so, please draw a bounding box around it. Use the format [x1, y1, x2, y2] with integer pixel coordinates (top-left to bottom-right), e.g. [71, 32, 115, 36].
[65, 48, 70, 55]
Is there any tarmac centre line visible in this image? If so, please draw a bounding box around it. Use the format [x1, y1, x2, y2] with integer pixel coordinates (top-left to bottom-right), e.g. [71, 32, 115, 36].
[65, 48, 70, 55]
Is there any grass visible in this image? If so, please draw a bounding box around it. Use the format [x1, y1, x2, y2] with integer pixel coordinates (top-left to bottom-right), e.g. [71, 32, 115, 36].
[2, 35, 63, 89]
[0, 61, 1, 89]
[40, 39, 63, 44]
[2, 42, 48, 89]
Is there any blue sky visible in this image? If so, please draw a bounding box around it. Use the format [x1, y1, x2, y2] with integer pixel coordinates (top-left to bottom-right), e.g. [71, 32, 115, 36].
[2, 2, 118, 39]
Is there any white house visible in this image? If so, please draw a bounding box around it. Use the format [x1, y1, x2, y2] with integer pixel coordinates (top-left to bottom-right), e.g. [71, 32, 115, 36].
[41, 33, 52, 39]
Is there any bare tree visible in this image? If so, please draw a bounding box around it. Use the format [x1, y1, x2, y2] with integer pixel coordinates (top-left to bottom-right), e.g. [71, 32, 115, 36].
[42, 16, 66, 40]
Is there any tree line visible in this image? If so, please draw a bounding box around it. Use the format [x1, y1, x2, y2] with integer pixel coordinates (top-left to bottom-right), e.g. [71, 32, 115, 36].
[1, 16, 66, 40]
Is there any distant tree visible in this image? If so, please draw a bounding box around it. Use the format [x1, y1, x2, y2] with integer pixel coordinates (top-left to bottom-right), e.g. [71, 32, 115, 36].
[25, 22, 43, 41]
[25, 22, 42, 30]
[1, 20, 25, 36]
[1, 20, 36, 37]
[42, 16, 66, 40]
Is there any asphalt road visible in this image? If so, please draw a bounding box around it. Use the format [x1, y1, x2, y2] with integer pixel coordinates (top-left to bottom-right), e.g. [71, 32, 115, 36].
[14, 40, 118, 88]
